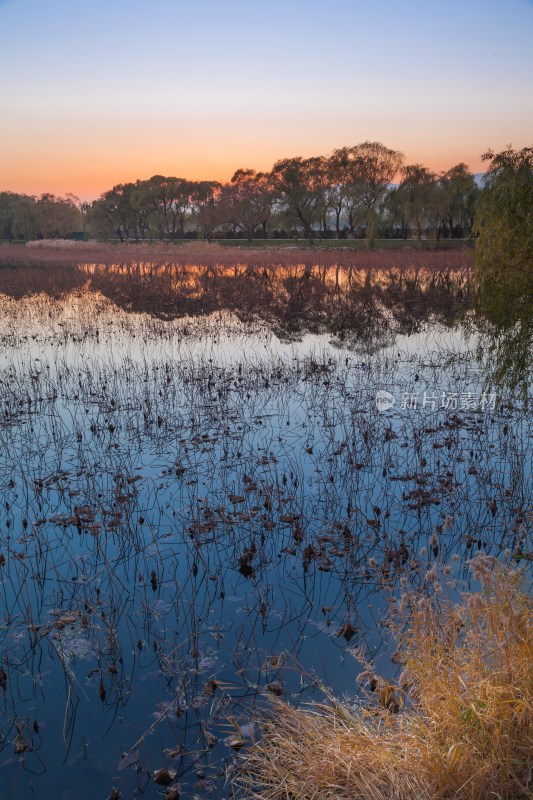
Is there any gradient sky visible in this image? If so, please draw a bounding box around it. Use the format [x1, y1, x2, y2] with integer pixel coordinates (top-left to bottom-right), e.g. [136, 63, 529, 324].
[1, 0, 532, 200]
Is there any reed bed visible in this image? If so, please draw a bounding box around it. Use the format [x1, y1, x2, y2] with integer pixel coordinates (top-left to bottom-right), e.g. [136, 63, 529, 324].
[235, 556, 533, 800]
[0, 240, 474, 272]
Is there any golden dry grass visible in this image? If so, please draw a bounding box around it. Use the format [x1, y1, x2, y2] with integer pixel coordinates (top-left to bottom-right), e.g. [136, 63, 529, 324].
[236, 556, 532, 800]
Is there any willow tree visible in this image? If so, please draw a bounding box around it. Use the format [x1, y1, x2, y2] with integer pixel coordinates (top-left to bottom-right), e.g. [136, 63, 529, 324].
[218, 169, 274, 242]
[328, 147, 366, 239]
[349, 141, 404, 245]
[396, 164, 437, 241]
[474, 146, 533, 318]
[134, 176, 193, 239]
[474, 146, 533, 396]
[270, 156, 324, 242]
[36, 193, 82, 239]
[88, 183, 140, 241]
[440, 163, 478, 238]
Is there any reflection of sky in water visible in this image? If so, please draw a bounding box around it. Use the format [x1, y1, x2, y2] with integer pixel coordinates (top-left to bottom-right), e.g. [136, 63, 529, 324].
[0, 291, 530, 799]
[0, 285, 479, 366]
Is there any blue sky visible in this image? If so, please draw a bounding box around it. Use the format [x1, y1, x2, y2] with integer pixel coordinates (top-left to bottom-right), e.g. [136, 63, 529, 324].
[1, 0, 532, 198]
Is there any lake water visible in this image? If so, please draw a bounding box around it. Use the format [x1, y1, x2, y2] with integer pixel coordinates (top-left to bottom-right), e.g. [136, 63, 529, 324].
[0, 265, 531, 799]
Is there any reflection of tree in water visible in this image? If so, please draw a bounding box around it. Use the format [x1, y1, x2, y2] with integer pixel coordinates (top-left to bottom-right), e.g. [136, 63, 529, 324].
[472, 270, 532, 399]
[0, 272, 530, 798]
[474, 312, 532, 400]
[80, 261, 473, 343]
[8, 253, 527, 390]
[0, 258, 473, 342]
[0, 262, 86, 299]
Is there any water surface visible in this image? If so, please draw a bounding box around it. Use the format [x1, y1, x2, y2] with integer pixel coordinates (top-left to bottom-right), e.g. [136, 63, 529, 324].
[0, 265, 530, 800]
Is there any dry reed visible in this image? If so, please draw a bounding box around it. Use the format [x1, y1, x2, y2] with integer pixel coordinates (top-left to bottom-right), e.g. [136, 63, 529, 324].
[235, 555, 533, 800]
[0, 240, 473, 272]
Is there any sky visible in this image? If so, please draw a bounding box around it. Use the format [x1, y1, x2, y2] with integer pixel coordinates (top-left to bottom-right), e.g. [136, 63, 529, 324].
[0, 0, 532, 201]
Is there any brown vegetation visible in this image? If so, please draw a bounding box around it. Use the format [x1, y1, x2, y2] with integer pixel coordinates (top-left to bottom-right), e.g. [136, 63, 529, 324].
[0, 242, 473, 339]
[236, 557, 533, 800]
[0, 240, 474, 272]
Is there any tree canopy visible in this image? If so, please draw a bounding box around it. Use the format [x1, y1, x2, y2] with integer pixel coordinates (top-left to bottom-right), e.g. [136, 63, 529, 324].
[474, 146, 533, 321]
[3, 143, 528, 245]
[472, 146, 533, 397]
[0, 192, 81, 240]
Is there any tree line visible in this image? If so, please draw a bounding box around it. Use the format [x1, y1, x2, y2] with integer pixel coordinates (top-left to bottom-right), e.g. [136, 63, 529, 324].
[0, 141, 483, 243]
[0, 192, 82, 241]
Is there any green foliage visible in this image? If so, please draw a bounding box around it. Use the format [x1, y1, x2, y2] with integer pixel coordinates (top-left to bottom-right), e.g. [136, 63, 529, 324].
[0, 191, 81, 240]
[395, 164, 437, 240]
[439, 163, 478, 238]
[474, 146, 533, 318]
[473, 146, 533, 397]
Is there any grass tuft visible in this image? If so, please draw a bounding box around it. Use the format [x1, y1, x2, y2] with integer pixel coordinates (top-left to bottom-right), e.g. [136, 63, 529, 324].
[235, 556, 532, 799]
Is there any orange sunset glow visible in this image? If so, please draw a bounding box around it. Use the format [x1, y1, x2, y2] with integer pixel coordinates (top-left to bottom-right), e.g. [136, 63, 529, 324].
[1, 0, 532, 200]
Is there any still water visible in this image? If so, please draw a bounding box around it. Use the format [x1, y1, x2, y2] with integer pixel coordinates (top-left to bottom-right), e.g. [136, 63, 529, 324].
[0, 269, 531, 799]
